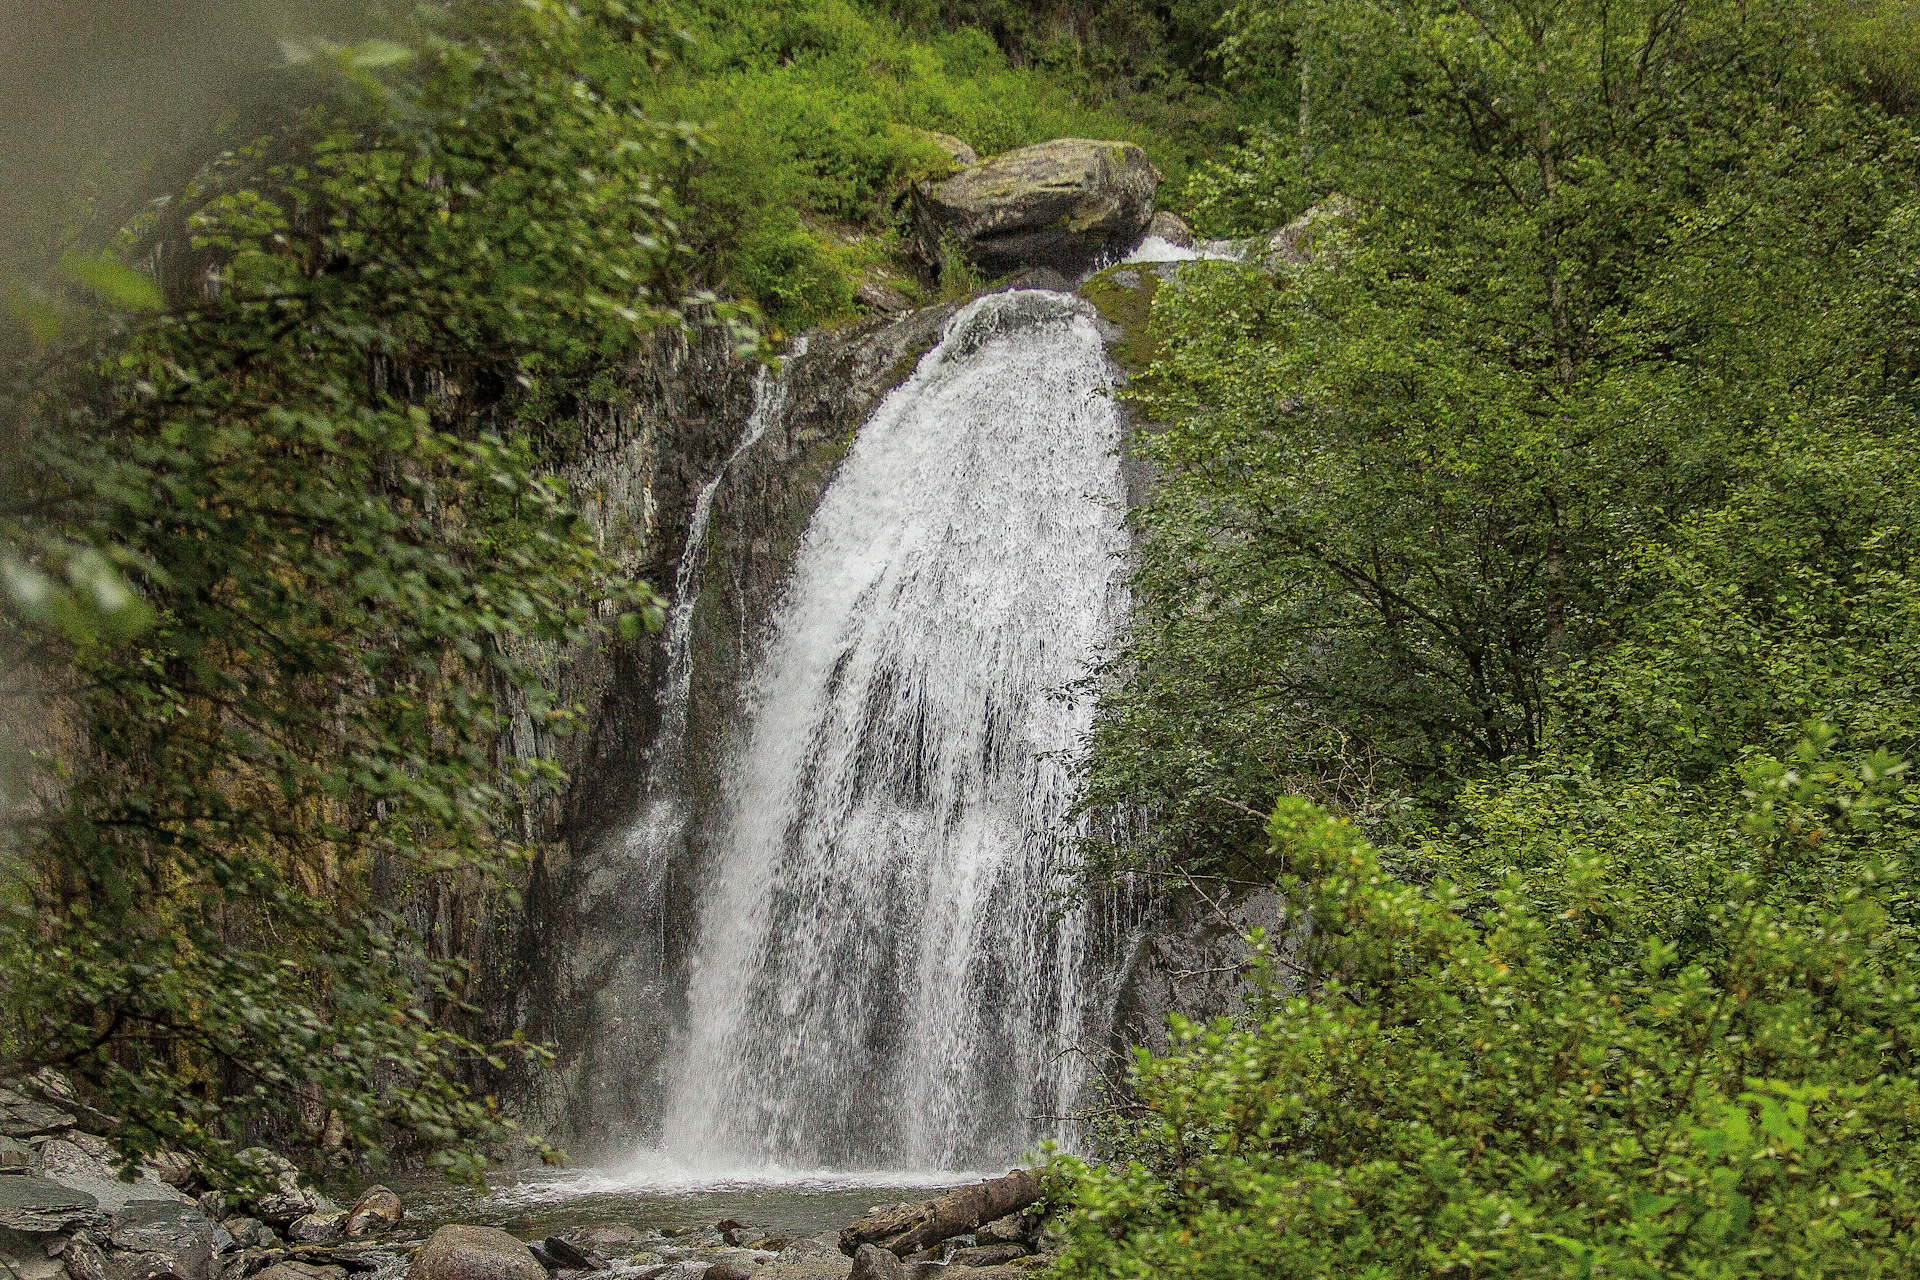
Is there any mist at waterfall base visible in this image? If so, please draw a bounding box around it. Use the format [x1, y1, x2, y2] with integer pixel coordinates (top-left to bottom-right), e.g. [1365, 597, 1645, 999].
[511, 288, 1134, 1219]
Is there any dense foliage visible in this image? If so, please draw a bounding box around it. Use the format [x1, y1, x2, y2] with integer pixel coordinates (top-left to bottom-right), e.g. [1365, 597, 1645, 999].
[1081, 0, 1920, 874]
[1060, 775, 1920, 1277]
[1063, 0, 1920, 1272]
[0, 0, 685, 1183]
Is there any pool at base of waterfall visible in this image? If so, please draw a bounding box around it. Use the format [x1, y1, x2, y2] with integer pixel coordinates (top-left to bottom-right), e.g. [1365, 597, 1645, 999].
[389, 1159, 997, 1241]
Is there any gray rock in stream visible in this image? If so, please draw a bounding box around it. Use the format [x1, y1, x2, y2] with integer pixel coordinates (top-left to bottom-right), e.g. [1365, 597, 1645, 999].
[414, 1226, 547, 1280]
[845, 1246, 902, 1280]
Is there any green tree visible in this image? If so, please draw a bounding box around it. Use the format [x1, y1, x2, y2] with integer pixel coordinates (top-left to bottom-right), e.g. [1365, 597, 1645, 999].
[0, 0, 696, 1183]
[1081, 0, 1920, 875]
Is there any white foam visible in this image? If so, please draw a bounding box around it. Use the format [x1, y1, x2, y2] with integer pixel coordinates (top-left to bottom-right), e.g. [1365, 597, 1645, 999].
[495, 1155, 998, 1203]
[1118, 234, 1242, 265]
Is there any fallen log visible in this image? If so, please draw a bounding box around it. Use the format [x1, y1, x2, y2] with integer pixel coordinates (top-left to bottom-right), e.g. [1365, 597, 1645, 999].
[838, 1169, 1043, 1258]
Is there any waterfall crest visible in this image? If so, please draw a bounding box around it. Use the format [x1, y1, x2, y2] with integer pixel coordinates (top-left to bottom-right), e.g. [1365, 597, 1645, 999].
[659, 290, 1130, 1170]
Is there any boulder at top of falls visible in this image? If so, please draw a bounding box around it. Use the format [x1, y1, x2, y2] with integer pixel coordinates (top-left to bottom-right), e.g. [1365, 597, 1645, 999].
[415, 1225, 548, 1280]
[909, 138, 1161, 277]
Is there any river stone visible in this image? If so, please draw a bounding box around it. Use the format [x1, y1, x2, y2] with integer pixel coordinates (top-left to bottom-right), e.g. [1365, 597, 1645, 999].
[252, 1264, 347, 1280]
[4, 1258, 68, 1280]
[539, 1239, 603, 1272]
[286, 1211, 345, 1245]
[234, 1151, 326, 1227]
[946, 1245, 1027, 1267]
[0, 1174, 104, 1233]
[845, 1246, 901, 1280]
[755, 1235, 849, 1280]
[909, 138, 1161, 277]
[54, 1233, 113, 1280]
[414, 1226, 546, 1280]
[110, 1200, 216, 1280]
[342, 1186, 401, 1240]
[144, 1152, 196, 1189]
[20, 1072, 114, 1134]
[561, 1226, 651, 1255]
[0, 1096, 73, 1140]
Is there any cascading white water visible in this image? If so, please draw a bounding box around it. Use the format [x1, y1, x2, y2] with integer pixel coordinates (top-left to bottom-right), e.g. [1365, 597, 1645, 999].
[658, 290, 1130, 1170]
[628, 338, 807, 875]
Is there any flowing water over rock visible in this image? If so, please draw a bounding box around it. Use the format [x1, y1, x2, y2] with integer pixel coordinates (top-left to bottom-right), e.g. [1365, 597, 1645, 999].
[656, 290, 1130, 1170]
[631, 338, 810, 881]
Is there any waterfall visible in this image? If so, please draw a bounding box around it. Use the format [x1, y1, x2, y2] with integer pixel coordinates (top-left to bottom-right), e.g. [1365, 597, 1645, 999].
[628, 338, 807, 876]
[658, 290, 1130, 1171]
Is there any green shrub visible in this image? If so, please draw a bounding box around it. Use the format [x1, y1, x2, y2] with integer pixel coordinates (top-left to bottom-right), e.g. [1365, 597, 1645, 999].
[1056, 757, 1920, 1278]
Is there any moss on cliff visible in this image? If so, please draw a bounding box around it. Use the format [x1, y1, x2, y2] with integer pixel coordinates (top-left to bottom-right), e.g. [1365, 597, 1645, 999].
[1080, 264, 1165, 377]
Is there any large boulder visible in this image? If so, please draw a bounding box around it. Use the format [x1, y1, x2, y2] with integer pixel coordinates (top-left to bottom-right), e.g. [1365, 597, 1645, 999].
[35, 1139, 189, 1214]
[109, 1200, 217, 1280]
[0, 1175, 105, 1234]
[845, 1247, 901, 1280]
[414, 1226, 547, 1280]
[910, 139, 1161, 277]
[1263, 194, 1355, 267]
[286, 1211, 346, 1244]
[559, 1225, 653, 1256]
[752, 1234, 850, 1280]
[252, 1264, 347, 1280]
[0, 1088, 74, 1139]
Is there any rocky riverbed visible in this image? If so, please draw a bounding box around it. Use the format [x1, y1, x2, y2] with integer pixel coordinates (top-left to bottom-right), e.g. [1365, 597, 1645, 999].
[0, 1074, 1064, 1280]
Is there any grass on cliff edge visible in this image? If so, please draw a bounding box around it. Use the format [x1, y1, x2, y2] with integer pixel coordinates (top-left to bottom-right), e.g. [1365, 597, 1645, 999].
[597, 0, 1174, 332]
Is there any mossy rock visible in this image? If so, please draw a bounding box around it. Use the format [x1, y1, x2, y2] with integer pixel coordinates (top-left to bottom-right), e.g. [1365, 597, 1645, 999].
[1080, 263, 1165, 377]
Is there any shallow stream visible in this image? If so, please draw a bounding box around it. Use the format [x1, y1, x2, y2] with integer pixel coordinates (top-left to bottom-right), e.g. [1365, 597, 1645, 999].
[390, 1163, 990, 1243]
